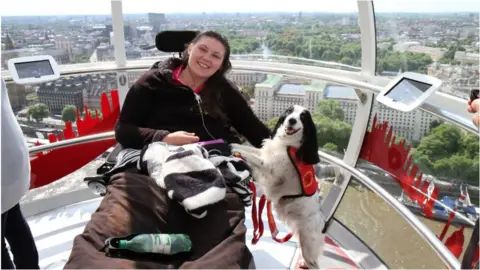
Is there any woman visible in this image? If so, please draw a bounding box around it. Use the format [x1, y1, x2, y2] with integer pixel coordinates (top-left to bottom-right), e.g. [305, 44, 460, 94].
[115, 31, 270, 149]
[65, 31, 270, 269]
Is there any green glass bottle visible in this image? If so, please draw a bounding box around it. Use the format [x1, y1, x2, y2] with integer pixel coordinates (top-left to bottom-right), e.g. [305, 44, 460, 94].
[117, 234, 192, 255]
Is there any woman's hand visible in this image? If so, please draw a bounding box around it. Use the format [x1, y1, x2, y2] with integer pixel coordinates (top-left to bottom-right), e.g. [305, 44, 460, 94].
[162, 131, 200, 146]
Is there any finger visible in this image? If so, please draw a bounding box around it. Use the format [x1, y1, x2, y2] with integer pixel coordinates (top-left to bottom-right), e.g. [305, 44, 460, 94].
[468, 106, 474, 113]
[181, 135, 199, 142]
[471, 100, 480, 113]
[182, 134, 199, 139]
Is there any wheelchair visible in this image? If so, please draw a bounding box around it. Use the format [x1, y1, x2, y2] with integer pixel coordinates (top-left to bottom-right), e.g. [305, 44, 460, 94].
[83, 143, 123, 196]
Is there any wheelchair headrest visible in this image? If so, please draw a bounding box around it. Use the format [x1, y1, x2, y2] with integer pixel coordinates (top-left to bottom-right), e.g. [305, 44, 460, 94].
[155, 31, 200, 53]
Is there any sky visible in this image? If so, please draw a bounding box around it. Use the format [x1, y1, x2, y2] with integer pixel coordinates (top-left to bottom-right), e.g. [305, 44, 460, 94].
[0, 0, 478, 16]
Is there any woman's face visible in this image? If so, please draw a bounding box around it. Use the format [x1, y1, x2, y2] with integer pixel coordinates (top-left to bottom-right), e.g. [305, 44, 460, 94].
[187, 36, 226, 79]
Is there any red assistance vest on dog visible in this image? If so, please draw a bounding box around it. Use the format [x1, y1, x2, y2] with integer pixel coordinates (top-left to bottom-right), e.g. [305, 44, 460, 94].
[245, 146, 318, 244]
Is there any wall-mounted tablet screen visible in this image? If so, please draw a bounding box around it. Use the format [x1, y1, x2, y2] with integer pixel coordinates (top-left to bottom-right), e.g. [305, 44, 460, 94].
[14, 60, 55, 79]
[385, 78, 432, 105]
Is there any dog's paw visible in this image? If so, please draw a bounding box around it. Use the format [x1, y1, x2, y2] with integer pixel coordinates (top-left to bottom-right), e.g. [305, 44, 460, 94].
[298, 258, 309, 269]
[230, 144, 245, 156]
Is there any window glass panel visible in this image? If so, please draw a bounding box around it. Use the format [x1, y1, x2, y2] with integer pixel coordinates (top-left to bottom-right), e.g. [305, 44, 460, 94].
[2, 0, 116, 68]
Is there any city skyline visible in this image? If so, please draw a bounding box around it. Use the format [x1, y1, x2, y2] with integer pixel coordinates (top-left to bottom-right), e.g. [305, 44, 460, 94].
[1, 0, 479, 16]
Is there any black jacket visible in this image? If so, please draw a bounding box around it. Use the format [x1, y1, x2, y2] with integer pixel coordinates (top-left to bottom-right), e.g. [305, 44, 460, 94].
[115, 57, 271, 149]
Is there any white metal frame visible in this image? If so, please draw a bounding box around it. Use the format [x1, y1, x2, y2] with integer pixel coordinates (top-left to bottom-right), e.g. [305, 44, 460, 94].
[111, 0, 129, 106]
[25, 132, 462, 269]
[358, 0, 377, 78]
[320, 0, 376, 224]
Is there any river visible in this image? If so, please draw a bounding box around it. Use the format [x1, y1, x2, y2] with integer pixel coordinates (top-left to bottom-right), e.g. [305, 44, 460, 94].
[320, 179, 474, 269]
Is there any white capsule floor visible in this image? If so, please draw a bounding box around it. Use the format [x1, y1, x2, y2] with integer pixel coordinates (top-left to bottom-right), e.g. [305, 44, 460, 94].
[19, 197, 359, 269]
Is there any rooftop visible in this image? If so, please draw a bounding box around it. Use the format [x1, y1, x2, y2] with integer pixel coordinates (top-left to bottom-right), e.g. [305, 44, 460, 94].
[324, 85, 358, 100]
[306, 80, 327, 92]
[255, 74, 282, 88]
[38, 73, 116, 94]
[278, 84, 305, 95]
[277, 80, 327, 96]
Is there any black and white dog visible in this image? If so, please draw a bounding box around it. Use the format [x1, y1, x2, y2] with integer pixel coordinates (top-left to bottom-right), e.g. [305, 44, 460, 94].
[231, 105, 325, 269]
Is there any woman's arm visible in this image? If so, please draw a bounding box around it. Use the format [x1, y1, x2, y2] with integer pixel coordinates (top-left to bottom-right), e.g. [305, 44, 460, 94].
[115, 70, 170, 149]
[223, 82, 271, 148]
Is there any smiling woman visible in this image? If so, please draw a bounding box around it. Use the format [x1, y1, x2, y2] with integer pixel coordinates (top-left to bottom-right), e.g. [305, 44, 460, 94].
[180, 32, 228, 81]
[176, 31, 233, 121]
[114, 30, 269, 148]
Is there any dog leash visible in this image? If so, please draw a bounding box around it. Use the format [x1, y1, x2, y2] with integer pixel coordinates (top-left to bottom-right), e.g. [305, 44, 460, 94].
[266, 197, 294, 243]
[249, 182, 263, 244]
[231, 152, 264, 244]
[236, 150, 319, 244]
[249, 181, 293, 244]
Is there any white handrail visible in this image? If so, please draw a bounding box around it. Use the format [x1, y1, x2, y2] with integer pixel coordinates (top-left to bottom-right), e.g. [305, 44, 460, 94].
[4, 61, 476, 134]
[29, 131, 115, 154]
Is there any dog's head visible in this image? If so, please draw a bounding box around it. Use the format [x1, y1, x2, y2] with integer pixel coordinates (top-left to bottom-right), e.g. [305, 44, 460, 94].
[272, 105, 320, 165]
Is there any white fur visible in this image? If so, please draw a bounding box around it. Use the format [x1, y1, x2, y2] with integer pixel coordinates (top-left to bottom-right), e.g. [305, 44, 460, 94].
[231, 105, 325, 269]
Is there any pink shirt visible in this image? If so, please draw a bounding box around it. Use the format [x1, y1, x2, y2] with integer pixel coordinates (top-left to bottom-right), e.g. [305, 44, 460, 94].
[172, 65, 205, 94]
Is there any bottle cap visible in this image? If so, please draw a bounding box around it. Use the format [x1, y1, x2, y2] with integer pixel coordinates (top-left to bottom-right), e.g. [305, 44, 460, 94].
[117, 240, 128, 249]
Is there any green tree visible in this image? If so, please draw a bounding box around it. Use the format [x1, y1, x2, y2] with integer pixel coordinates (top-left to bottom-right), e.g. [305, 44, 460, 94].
[340, 56, 353, 65]
[264, 117, 279, 130]
[460, 133, 479, 159]
[80, 108, 102, 119]
[429, 120, 443, 131]
[394, 135, 409, 144]
[316, 99, 345, 121]
[313, 115, 352, 153]
[27, 103, 49, 123]
[441, 45, 457, 61]
[376, 49, 433, 74]
[413, 123, 479, 185]
[433, 155, 476, 181]
[415, 124, 462, 162]
[240, 87, 255, 100]
[89, 109, 102, 119]
[62, 105, 77, 123]
[322, 142, 338, 153]
[26, 93, 39, 104]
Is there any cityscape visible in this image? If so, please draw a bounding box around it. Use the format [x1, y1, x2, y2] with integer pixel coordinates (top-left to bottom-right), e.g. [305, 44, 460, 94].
[1, 11, 478, 142]
[0, 9, 478, 167]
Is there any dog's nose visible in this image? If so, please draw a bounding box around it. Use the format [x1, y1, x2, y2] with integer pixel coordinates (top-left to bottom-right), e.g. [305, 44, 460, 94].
[288, 118, 297, 125]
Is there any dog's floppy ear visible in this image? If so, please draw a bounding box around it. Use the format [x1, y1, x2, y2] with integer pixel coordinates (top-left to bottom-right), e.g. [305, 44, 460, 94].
[297, 110, 320, 165]
[271, 111, 287, 138]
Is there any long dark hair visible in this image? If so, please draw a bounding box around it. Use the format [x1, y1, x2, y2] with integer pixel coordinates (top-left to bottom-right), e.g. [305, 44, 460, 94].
[180, 31, 232, 120]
